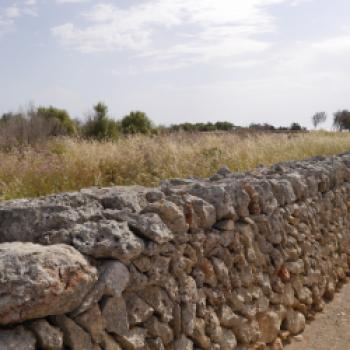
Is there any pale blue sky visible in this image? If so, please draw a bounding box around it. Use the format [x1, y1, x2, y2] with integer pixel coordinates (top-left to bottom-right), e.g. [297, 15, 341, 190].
[1, 0, 350, 128]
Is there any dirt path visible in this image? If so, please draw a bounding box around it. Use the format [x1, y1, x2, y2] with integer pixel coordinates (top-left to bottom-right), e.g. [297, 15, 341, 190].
[286, 281, 350, 350]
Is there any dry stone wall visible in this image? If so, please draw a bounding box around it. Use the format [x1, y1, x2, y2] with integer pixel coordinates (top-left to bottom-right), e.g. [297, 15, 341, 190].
[1, 153, 350, 350]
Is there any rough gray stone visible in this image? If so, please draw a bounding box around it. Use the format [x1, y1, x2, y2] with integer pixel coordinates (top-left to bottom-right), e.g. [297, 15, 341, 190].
[214, 219, 235, 231]
[256, 311, 281, 344]
[0, 243, 97, 325]
[283, 310, 306, 335]
[229, 315, 260, 345]
[28, 319, 63, 350]
[206, 308, 223, 343]
[192, 318, 211, 349]
[211, 257, 230, 285]
[51, 315, 94, 350]
[74, 305, 106, 344]
[270, 179, 296, 205]
[0, 204, 79, 243]
[104, 210, 174, 243]
[189, 183, 235, 220]
[218, 304, 237, 328]
[0, 326, 36, 350]
[183, 195, 216, 231]
[125, 293, 154, 326]
[117, 327, 147, 350]
[137, 287, 173, 323]
[182, 302, 196, 336]
[73, 260, 130, 316]
[285, 260, 305, 274]
[142, 199, 188, 233]
[144, 316, 174, 344]
[225, 183, 250, 218]
[101, 333, 122, 350]
[174, 335, 193, 350]
[100, 260, 130, 295]
[220, 329, 237, 350]
[81, 186, 147, 212]
[101, 297, 129, 336]
[71, 220, 144, 261]
[146, 337, 165, 350]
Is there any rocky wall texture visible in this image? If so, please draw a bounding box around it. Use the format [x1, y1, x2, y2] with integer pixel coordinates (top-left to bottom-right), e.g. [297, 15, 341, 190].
[1, 153, 350, 350]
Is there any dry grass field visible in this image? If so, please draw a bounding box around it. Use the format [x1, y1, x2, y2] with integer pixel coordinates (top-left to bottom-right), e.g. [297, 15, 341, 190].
[0, 131, 349, 200]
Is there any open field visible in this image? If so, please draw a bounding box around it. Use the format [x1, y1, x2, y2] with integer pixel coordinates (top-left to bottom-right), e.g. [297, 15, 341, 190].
[0, 131, 350, 200]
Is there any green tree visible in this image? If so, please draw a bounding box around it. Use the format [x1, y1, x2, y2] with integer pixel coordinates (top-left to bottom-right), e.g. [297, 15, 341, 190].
[178, 123, 196, 132]
[121, 111, 153, 134]
[37, 106, 77, 135]
[334, 110, 350, 131]
[214, 121, 234, 131]
[83, 102, 119, 140]
[196, 122, 216, 132]
[290, 122, 302, 131]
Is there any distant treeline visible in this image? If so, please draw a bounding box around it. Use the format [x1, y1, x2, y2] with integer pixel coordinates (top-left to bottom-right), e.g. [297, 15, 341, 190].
[0, 103, 155, 148]
[247, 122, 306, 132]
[168, 121, 235, 132]
[1, 102, 350, 148]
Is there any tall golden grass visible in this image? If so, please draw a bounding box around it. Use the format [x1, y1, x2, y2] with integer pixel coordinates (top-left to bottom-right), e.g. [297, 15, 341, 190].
[0, 131, 349, 200]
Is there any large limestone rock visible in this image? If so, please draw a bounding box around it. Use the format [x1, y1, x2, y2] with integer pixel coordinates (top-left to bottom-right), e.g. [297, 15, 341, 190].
[103, 210, 174, 243]
[81, 186, 148, 212]
[0, 204, 80, 243]
[0, 193, 104, 243]
[0, 243, 97, 325]
[71, 220, 144, 261]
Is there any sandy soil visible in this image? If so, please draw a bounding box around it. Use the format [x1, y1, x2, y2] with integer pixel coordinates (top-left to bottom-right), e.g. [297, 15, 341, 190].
[286, 281, 350, 350]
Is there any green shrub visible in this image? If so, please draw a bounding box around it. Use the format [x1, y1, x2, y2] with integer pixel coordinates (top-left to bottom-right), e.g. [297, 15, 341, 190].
[83, 102, 119, 140]
[121, 111, 153, 134]
[37, 106, 77, 135]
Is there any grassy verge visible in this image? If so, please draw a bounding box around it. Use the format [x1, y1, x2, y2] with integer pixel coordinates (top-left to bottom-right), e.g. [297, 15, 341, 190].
[0, 131, 349, 200]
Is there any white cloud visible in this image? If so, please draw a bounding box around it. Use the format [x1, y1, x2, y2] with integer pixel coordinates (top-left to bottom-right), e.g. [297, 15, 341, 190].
[52, 0, 301, 66]
[312, 35, 350, 53]
[5, 6, 21, 19]
[0, 0, 39, 34]
[25, 0, 37, 6]
[56, 0, 90, 3]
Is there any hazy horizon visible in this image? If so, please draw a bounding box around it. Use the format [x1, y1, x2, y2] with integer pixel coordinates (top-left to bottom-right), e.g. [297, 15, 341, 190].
[1, 0, 350, 129]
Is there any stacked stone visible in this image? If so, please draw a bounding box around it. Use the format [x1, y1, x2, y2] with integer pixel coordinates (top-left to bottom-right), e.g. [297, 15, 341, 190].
[1, 153, 350, 349]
